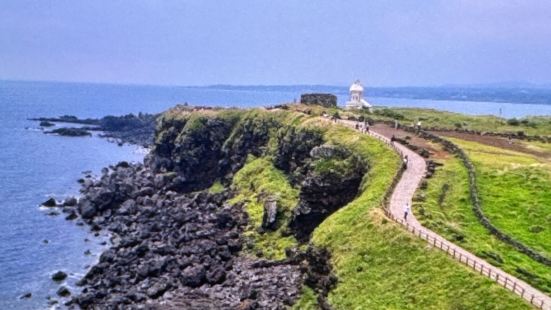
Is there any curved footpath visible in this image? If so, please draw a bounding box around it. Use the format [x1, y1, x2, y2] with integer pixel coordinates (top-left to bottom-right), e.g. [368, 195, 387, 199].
[339, 120, 550, 310]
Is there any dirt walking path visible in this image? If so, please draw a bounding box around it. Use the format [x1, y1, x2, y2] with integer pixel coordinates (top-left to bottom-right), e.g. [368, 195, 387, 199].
[338, 119, 551, 309]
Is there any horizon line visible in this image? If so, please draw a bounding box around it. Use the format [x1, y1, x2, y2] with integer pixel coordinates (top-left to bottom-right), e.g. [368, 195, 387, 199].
[1, 78, 550, 90]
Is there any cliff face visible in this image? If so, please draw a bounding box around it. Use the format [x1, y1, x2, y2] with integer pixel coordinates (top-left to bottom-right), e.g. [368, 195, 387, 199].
[150, 106, 367, 241]
[150, 110, 240, 192]
[290, 145, 366, 241]
[68, 106, 368, 308]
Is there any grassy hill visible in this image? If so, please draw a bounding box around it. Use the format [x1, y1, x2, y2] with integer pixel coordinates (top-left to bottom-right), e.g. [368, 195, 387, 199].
[413, 136, 551, 294]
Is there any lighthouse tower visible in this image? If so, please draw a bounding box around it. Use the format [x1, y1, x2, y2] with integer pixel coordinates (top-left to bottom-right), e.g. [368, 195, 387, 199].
[345, 80, 372, 111]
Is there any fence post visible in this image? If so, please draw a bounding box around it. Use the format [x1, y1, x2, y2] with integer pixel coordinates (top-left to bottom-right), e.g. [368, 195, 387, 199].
[520, 288, 525, 298]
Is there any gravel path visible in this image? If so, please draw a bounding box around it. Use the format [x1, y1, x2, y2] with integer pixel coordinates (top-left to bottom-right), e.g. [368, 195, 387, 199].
[339, 119, 551, 309]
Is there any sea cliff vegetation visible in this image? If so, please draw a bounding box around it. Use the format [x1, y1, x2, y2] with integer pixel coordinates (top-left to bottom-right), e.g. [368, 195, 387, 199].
[57, 104, 535, 308]
[152, 105, 531, 308]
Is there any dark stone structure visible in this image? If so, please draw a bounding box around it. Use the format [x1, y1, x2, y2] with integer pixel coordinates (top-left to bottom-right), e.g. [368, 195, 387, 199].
[300, 93, 337, 108]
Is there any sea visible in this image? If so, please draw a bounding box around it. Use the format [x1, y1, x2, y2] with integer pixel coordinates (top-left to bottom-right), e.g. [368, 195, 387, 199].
[1, 80, 550, 309]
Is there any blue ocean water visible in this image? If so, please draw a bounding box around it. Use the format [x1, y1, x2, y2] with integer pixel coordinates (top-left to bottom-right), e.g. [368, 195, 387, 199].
[0, 80, 550, 309]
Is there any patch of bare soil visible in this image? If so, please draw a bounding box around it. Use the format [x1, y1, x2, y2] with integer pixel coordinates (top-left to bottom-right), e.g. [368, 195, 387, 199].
[434, 130, 551, 159]
[372, 123, 450, 160]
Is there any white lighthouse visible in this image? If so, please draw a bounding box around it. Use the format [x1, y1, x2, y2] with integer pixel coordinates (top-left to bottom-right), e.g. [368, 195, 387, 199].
[345, 80, 372, 111]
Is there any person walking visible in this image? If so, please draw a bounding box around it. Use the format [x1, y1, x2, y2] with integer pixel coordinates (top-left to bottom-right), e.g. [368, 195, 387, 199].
[403, 155, 409, 169]
[404, 202, 410, 220]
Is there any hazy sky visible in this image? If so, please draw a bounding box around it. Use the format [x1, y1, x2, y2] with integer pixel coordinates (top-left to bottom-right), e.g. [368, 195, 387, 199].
[1, 0, 551, 86]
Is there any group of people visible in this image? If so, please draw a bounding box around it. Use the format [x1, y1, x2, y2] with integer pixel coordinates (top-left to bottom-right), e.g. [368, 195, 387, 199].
[354, 121, 370, 133]
[354, 117, 414, 221]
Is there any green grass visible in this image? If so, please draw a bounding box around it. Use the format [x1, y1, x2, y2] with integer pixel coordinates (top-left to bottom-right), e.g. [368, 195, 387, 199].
[309, 125, 530, 309]
[450, 138, 551, 258]
[291, 286, 318, 310]
[368, 107, 551, 136]
[229, 156, 300, 260]
[207, 180, 225, 194]
[414, 139, 551, 293]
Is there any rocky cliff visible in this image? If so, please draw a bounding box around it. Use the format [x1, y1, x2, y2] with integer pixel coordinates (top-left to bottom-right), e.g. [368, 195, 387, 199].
[61, 106, 369, 309]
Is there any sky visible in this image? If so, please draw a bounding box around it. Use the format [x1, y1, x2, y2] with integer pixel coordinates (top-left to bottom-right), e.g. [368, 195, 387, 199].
[1, 0, 551, 87]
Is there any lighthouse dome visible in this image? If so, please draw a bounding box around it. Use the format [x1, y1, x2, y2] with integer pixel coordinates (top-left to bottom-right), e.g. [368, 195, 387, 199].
[349, 80, 364, 92]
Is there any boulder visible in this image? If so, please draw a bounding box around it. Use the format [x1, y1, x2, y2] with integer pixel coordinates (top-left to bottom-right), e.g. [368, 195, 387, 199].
[19, 292, 32, 299]
[42, 197, 57, 207]
[78, 199, 97, 219]
[63, 196, 78, 206]
[180, 265, 206, 287]
[51, 271, 67, 282]
[57, 286, 71, 297]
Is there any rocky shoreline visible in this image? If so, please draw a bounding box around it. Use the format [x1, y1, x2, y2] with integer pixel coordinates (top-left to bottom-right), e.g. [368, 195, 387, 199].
[38, 106, 363, 309]
[31, 113, 157, 147]
[53, 161, 334, 309]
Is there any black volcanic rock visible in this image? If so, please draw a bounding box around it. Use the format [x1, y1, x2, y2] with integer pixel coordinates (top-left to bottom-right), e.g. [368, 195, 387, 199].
[67, 161, 308, 308]
[57, 286, 71, 297]
[51, 271, 67, 282]
[63, 196, 77, 206]
[46, 127, 91, 137]
[39, 120, 55, 127]
[151, 114, 238, 192]
[33, 113, 157, 146]
[42, 197, 57, 207]
[274, 126, 324, 184]
[49, 108, 349, 308]
[290, 145, 366, 241]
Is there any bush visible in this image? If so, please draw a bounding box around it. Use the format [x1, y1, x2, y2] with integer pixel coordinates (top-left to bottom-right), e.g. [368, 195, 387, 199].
[507, 118, 520, 126]
[374, 108, 405, 120]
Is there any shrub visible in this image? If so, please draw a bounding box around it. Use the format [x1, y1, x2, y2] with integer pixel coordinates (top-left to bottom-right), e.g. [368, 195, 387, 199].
[374, 108, 405, 120]
[507, 118, 520, 126]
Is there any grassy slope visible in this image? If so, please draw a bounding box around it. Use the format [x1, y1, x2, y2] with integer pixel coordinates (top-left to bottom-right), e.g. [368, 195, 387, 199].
[226, 109, 314, 260]
[292, 286, 318, 310]
[229, 156, 300, 260]
[369, 107, 551, 136]
[183, 107, 533, 308]
[311, 125, 530, 309]
[414, 143, 551, 293]
[451, 138, 551, 258]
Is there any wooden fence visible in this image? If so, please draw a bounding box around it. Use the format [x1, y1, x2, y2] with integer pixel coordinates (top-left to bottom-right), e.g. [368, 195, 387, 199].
[339, 121, 550, 310]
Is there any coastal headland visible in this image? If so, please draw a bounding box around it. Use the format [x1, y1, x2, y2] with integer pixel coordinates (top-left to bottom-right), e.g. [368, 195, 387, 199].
[33, 103, 551, 309]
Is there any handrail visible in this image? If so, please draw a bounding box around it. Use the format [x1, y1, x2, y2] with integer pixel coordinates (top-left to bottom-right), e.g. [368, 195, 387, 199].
[336, 119, 549, 310]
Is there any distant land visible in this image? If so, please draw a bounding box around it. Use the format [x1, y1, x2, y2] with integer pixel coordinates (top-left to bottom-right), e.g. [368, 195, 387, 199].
[204, 84, 551, 106]
[3, 79, 551, 106]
